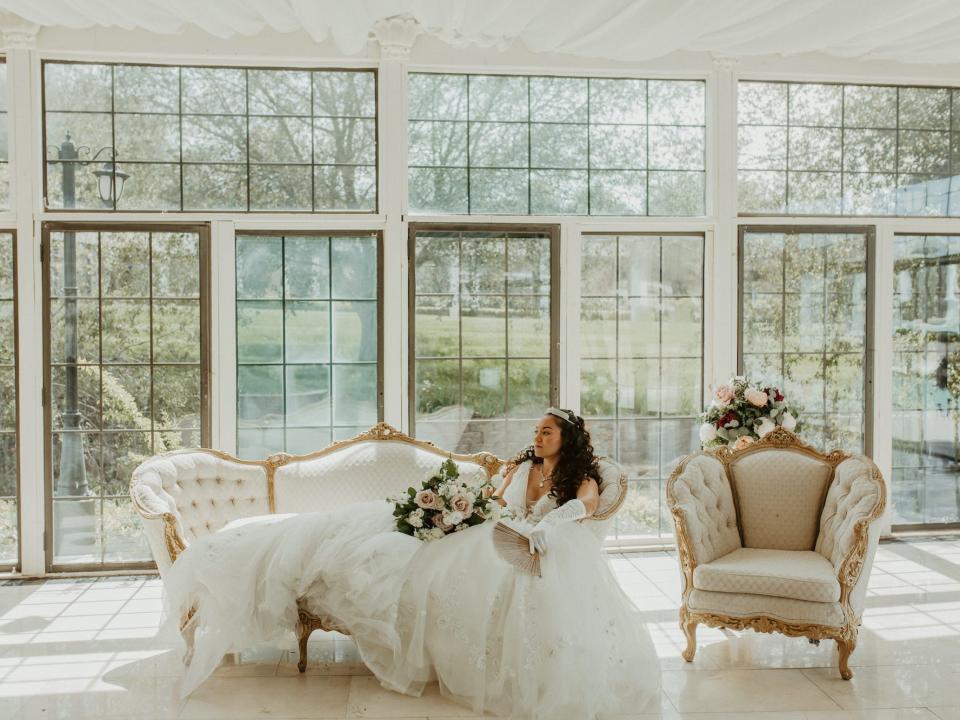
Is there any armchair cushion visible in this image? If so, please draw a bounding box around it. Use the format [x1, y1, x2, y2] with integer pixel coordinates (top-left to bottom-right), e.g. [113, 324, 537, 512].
[693, 548, 840, 603]
[687, 589, 845, 627]
[729, 450, 832, 550]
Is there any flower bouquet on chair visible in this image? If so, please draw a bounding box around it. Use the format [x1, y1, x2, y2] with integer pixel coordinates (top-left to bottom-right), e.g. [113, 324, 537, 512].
[698, 375, 802, 450]
[389, 458, 499, 541]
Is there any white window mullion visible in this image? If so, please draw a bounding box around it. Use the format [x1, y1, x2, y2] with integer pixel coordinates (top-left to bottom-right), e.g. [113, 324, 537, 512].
[378, 54, 410, 431]
[710, 60, 739, 395]
[210, 219, 236, 455]
[559, 219, 581, 413]
[8, 40, 44, 574]
[872, 221, 895, 534]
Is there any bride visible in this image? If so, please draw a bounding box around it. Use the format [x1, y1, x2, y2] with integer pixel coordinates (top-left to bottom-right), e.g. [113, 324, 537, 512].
[164, 407, 660, 718]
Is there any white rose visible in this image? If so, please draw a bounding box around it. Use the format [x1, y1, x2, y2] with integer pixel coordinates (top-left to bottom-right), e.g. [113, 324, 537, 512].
[699, 422, 717, 443]
[756, 417, 776, 438]
[407, 509, 424, 528]
[442, 510, 465, 527]
[781, 411, 797, 431]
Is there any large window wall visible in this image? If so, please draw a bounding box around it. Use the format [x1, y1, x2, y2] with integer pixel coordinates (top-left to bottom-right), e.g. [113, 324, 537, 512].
[43, 225, 208, 569]
[580, 233, 704, 541]
[8, 50, 960, 573]
[235, 232, 382, 458]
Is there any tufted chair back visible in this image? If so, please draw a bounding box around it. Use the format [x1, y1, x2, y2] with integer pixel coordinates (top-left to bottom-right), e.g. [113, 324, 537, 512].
[272, 440, 491, 513]
[728, 448, 833, 550]
[667, 452, 741, 565]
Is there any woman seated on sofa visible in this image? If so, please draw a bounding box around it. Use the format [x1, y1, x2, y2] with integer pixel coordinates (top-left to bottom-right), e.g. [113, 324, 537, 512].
[164, 408, 659, 719]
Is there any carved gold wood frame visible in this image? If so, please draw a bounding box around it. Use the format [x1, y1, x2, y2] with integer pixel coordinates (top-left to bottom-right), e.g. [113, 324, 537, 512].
[666, 428, 887, 680]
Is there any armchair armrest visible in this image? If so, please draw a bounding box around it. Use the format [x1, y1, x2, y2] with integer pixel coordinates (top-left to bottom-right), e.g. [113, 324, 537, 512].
[666, 452, 741, 571]
[815, 455, 887, 616]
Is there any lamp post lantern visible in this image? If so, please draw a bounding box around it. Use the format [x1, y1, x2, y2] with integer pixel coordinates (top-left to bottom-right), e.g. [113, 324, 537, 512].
[48, 133, 131, 550]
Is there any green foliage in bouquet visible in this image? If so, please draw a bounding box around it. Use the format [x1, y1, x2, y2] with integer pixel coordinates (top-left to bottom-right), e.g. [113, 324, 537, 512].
[698, 375, 803, 449]
[389, 458, 500, 541]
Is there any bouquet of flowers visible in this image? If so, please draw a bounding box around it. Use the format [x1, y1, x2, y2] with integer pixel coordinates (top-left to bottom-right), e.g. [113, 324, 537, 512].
[389, 458, 500, 541]
[698, 375, 802, 450]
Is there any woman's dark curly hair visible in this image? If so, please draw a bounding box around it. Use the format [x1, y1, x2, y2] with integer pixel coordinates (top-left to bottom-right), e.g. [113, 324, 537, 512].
[510, 409, 602, 506]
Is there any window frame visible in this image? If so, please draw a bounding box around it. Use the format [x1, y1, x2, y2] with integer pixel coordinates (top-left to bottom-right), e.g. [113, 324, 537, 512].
[40, 59, 380, 215]
[233, 229, 385, 456]
[406, 222, 561, 445]
[40, 221, 211, 572]
[889, 230, 960, 533]
[736, 224, 877, 456]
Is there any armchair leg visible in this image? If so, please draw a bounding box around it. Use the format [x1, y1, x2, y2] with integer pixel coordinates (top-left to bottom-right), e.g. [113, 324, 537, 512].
[836, 634, 856, 680]
[681, 617, 698, 662]
[296, 619, 311, 673]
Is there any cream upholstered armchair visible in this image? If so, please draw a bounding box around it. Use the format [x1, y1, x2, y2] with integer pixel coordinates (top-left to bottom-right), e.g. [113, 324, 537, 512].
[666, 428, 886, 679]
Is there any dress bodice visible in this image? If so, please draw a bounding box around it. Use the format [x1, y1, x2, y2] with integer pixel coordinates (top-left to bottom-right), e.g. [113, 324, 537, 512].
[502, 460, 558, 522]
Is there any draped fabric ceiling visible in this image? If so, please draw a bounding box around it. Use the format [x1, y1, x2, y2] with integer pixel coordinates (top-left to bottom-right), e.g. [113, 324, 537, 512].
[3, 0, 960, 65]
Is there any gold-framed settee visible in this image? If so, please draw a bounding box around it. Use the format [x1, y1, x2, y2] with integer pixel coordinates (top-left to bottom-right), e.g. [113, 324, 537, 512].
[130, 422, 629, 673]
[666, 428, 887, 679]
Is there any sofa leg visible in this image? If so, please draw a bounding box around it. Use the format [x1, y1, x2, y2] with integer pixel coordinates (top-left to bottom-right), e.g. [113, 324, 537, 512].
[681, 618, 698, 662]
[296, 620, 311, 673]
[836, 636, 855, 680]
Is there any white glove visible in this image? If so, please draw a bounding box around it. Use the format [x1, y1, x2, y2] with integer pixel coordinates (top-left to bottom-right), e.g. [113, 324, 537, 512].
[528, 499, 589, 554]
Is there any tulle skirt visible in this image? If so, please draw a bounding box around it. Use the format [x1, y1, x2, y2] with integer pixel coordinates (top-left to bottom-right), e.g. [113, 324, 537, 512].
[163, 501, 659, 719]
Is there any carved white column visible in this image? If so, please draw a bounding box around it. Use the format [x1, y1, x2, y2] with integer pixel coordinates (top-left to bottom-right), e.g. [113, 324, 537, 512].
[371, 16, 419, 431]
[2, 13, 43, 574]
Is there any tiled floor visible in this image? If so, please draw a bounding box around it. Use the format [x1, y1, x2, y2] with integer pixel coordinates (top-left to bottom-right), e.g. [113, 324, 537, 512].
[1, 537, 959, 719]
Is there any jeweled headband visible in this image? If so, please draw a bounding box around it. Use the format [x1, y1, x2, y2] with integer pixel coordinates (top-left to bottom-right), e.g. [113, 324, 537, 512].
[545, 407, 575, 424]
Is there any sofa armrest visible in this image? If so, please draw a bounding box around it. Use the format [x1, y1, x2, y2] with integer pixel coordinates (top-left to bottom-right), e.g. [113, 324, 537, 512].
[815, 455, 887, 614]
[130, 461, 188, 575]
[666, 452, 741, 575]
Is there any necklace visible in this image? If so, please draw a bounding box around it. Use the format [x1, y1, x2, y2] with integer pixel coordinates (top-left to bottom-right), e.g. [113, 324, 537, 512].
[537, 465, 553, 489]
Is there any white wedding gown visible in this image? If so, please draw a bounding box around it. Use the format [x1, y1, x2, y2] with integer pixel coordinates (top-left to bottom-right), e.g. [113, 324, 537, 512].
[164, 460, 660, 718]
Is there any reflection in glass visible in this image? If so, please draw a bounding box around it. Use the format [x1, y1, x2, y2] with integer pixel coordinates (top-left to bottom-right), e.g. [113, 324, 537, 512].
[892, 235, 960, 526]
[580, 234, 704, 541]
[741, 230, 868, 454]
[738, 81, 960, 217]
[235, 234, 380, 458]
[412, 230, 554, 457]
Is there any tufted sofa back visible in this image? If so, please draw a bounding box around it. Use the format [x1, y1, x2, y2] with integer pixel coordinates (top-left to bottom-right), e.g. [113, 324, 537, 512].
[130, 449, 270, 574]
[272, 440, 490, 513]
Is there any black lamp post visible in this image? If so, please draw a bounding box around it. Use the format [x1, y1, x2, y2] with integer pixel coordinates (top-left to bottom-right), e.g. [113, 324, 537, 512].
[48, 133, 130, 501]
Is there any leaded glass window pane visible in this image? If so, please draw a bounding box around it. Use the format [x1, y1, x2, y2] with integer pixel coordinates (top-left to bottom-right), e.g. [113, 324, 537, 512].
[580, 234, 704, 542]
[409, 74, 705, 216]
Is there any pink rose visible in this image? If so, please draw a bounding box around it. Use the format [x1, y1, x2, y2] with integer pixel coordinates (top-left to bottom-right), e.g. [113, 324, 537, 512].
[733, 436, 754, 450]
[744, 388, 768, 407]
[714, 384, 735, 404]
[450, 493, 474, 517]
[415, 489, 442, 510]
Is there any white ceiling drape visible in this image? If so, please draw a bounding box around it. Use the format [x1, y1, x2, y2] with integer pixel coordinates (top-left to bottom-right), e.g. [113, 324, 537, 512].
[4, 0, 960, 65]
